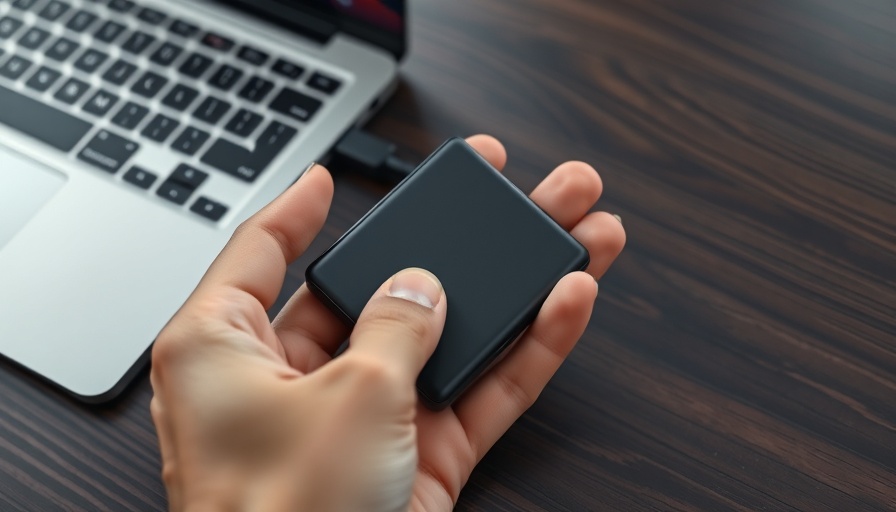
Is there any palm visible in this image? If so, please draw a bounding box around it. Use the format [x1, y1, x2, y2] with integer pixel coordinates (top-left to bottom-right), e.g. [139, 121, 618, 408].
[209, 299, 464, 512]
[260, 321, 481, 512]
[271, 325, 474, 511]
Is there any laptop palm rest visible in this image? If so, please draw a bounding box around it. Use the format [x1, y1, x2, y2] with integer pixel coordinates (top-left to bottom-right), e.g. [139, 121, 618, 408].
[0, 147, 67, 250]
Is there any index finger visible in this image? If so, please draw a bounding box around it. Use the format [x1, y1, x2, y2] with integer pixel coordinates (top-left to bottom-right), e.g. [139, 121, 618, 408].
[197, 164, 334, 309]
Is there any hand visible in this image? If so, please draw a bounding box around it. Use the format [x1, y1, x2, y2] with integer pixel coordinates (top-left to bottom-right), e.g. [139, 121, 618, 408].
[150, 135, 626, 511]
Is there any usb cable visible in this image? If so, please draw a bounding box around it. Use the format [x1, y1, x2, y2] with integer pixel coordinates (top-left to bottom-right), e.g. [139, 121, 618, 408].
[328, 128, 418, 184]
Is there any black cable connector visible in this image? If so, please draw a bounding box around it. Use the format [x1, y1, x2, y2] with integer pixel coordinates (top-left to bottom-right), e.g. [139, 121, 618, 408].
[329, 128, 418, 184]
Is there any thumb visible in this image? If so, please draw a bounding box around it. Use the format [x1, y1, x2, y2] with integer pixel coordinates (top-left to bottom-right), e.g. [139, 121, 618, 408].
[343, 268, 447, 385]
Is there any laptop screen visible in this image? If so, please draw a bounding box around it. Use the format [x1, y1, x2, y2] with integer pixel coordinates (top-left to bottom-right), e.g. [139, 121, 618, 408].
[309, 0, 404, 33]
[219, 0, 407, 59]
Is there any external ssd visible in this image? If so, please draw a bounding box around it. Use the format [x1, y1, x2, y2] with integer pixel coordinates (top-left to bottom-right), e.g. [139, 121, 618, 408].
[306, 138, 589, 409]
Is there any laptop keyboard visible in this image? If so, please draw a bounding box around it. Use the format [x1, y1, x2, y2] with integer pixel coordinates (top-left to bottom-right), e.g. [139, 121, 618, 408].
[0, 0, 344, 222]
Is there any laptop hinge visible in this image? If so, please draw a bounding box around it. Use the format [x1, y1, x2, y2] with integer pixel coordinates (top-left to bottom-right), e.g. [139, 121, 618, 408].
[216, 0, 338, 44]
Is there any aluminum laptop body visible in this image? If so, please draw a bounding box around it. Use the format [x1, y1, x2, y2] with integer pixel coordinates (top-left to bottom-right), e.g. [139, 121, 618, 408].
[0, 0, 405, 401]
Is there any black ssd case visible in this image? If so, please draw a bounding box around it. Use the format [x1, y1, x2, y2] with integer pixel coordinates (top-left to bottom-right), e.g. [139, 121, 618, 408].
[306, 138, 589, 408]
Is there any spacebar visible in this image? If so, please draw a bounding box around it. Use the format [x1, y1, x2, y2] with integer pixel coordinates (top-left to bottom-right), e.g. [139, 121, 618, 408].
[0, 85, 92, 152]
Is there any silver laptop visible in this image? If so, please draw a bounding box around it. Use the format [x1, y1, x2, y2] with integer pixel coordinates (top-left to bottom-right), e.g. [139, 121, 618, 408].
[0, 0, 405, 401]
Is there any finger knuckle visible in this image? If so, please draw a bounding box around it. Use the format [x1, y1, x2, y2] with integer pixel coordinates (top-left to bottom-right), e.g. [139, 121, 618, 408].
[349, 355, 403, 386]
[151, 317, 209, 371]
[496, 370, 537, 412]
[151, 331, 186, 370]
[229, 219, 255, 244]
[149, 397, 164, 423]
[363, 300, 433, 341]
[160, 460, 180, 489]
[342, 355, 413, 401]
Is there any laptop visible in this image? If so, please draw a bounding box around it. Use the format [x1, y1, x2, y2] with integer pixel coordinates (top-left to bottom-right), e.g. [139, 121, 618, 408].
[0, 0, 405, 402]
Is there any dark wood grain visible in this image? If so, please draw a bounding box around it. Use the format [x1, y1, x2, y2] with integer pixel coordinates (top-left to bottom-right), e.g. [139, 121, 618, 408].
[2, 0, 895, 510]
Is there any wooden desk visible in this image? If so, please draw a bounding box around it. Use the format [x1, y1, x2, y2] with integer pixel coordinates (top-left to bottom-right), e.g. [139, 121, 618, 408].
[2, 0, 894, 510]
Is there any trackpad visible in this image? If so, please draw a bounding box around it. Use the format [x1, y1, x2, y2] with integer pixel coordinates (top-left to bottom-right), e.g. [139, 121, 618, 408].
[0, 147, 67, 250]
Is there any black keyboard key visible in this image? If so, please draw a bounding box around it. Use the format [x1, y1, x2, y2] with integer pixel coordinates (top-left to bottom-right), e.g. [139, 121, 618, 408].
[137, 7, 166, 25]
[19, 26, 51, 50]
[156, 180, 192, 205]
[94, 20, 126, 43]
[82, 89, 118, 117]
[0, 55, 32, 80]
[272, 58, 303, 79]
[172, 127, 210, 156]
[161, 83, 198, 111]
[53, 77, 89, 104]
[150, 42, 182, 67]
[225, 109, 262, 137]
[191, 197, 228, 221]
[66, 10, 97, 32]
[169, 163, 207, 188]
[307, 72, 342, 94]
[169, 19, 199, 38]
[131, 71, 167, 98]
[0, 83, 91, 151]
[237, 46, 268, 66]
[201, 121, 296, 182]
[45, 37, 79, 61]
[238, 76, 273, 103]
[208, 64, 242, 91]
[107, 0, 134, 13]
[193, 96, 230, 125]
[12, 0, 40, 10]
[0, 16, 24, 40]
[269, 88, 322, 123]
[141, 113, 178, 142]
[123, 166, 157, 189]
[102, 59, 137, 85]
[178, 52, 212, 78]
[111, 101, 148, 130]
[38, 1, 70, 21]
[200, 32, 233, 52]
[73, 48, 108, 73]
[25, 66, 61, 92]
[122, 31, 155, 55]
[77, 129, 138, 173]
